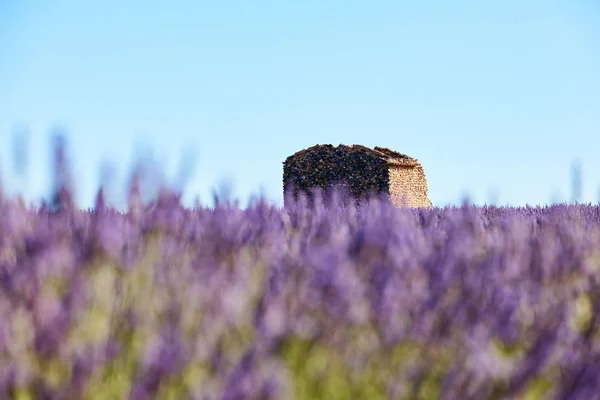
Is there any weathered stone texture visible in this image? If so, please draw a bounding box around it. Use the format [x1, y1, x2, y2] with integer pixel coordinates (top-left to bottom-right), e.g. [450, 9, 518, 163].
[283, 144, 432, 208]
[388, 165, 432, 208]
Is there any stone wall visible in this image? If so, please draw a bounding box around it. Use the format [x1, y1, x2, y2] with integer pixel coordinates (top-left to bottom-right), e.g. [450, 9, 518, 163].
[283, 144, 433, 209]
[388, 165, 432, 208]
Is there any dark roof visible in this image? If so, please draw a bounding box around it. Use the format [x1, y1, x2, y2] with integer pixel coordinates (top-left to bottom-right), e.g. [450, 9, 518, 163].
[286, 144, 420, 167]
[354, 145, 420, 167]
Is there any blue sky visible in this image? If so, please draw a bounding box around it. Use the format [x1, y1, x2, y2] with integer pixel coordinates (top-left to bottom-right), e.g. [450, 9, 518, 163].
[0, 0, 599, 209]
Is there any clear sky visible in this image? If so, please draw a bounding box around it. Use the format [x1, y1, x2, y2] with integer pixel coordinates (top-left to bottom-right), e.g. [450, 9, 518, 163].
[1, 0, 599, 210]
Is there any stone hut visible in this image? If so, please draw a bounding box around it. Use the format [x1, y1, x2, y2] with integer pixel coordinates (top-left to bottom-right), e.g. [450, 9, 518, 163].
[283, 144, 432, 208]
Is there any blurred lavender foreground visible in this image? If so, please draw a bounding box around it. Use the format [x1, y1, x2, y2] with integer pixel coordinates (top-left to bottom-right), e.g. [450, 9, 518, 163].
[2, 137, 600, 400]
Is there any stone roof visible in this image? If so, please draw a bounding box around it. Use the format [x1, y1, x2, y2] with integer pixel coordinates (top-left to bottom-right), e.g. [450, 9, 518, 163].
[353, 145, 420, 167]
[286, 144, 420, 167]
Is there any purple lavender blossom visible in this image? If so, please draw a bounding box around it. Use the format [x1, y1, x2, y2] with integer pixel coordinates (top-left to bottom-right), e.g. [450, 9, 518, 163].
[0, 137, 600, 398]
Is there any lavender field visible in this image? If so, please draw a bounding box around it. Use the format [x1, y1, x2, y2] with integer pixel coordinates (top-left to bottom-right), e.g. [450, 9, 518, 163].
[2, 144, 600, 400]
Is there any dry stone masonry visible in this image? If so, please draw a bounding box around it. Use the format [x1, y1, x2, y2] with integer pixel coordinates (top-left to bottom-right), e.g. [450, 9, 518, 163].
[283, 144, 433, 208]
